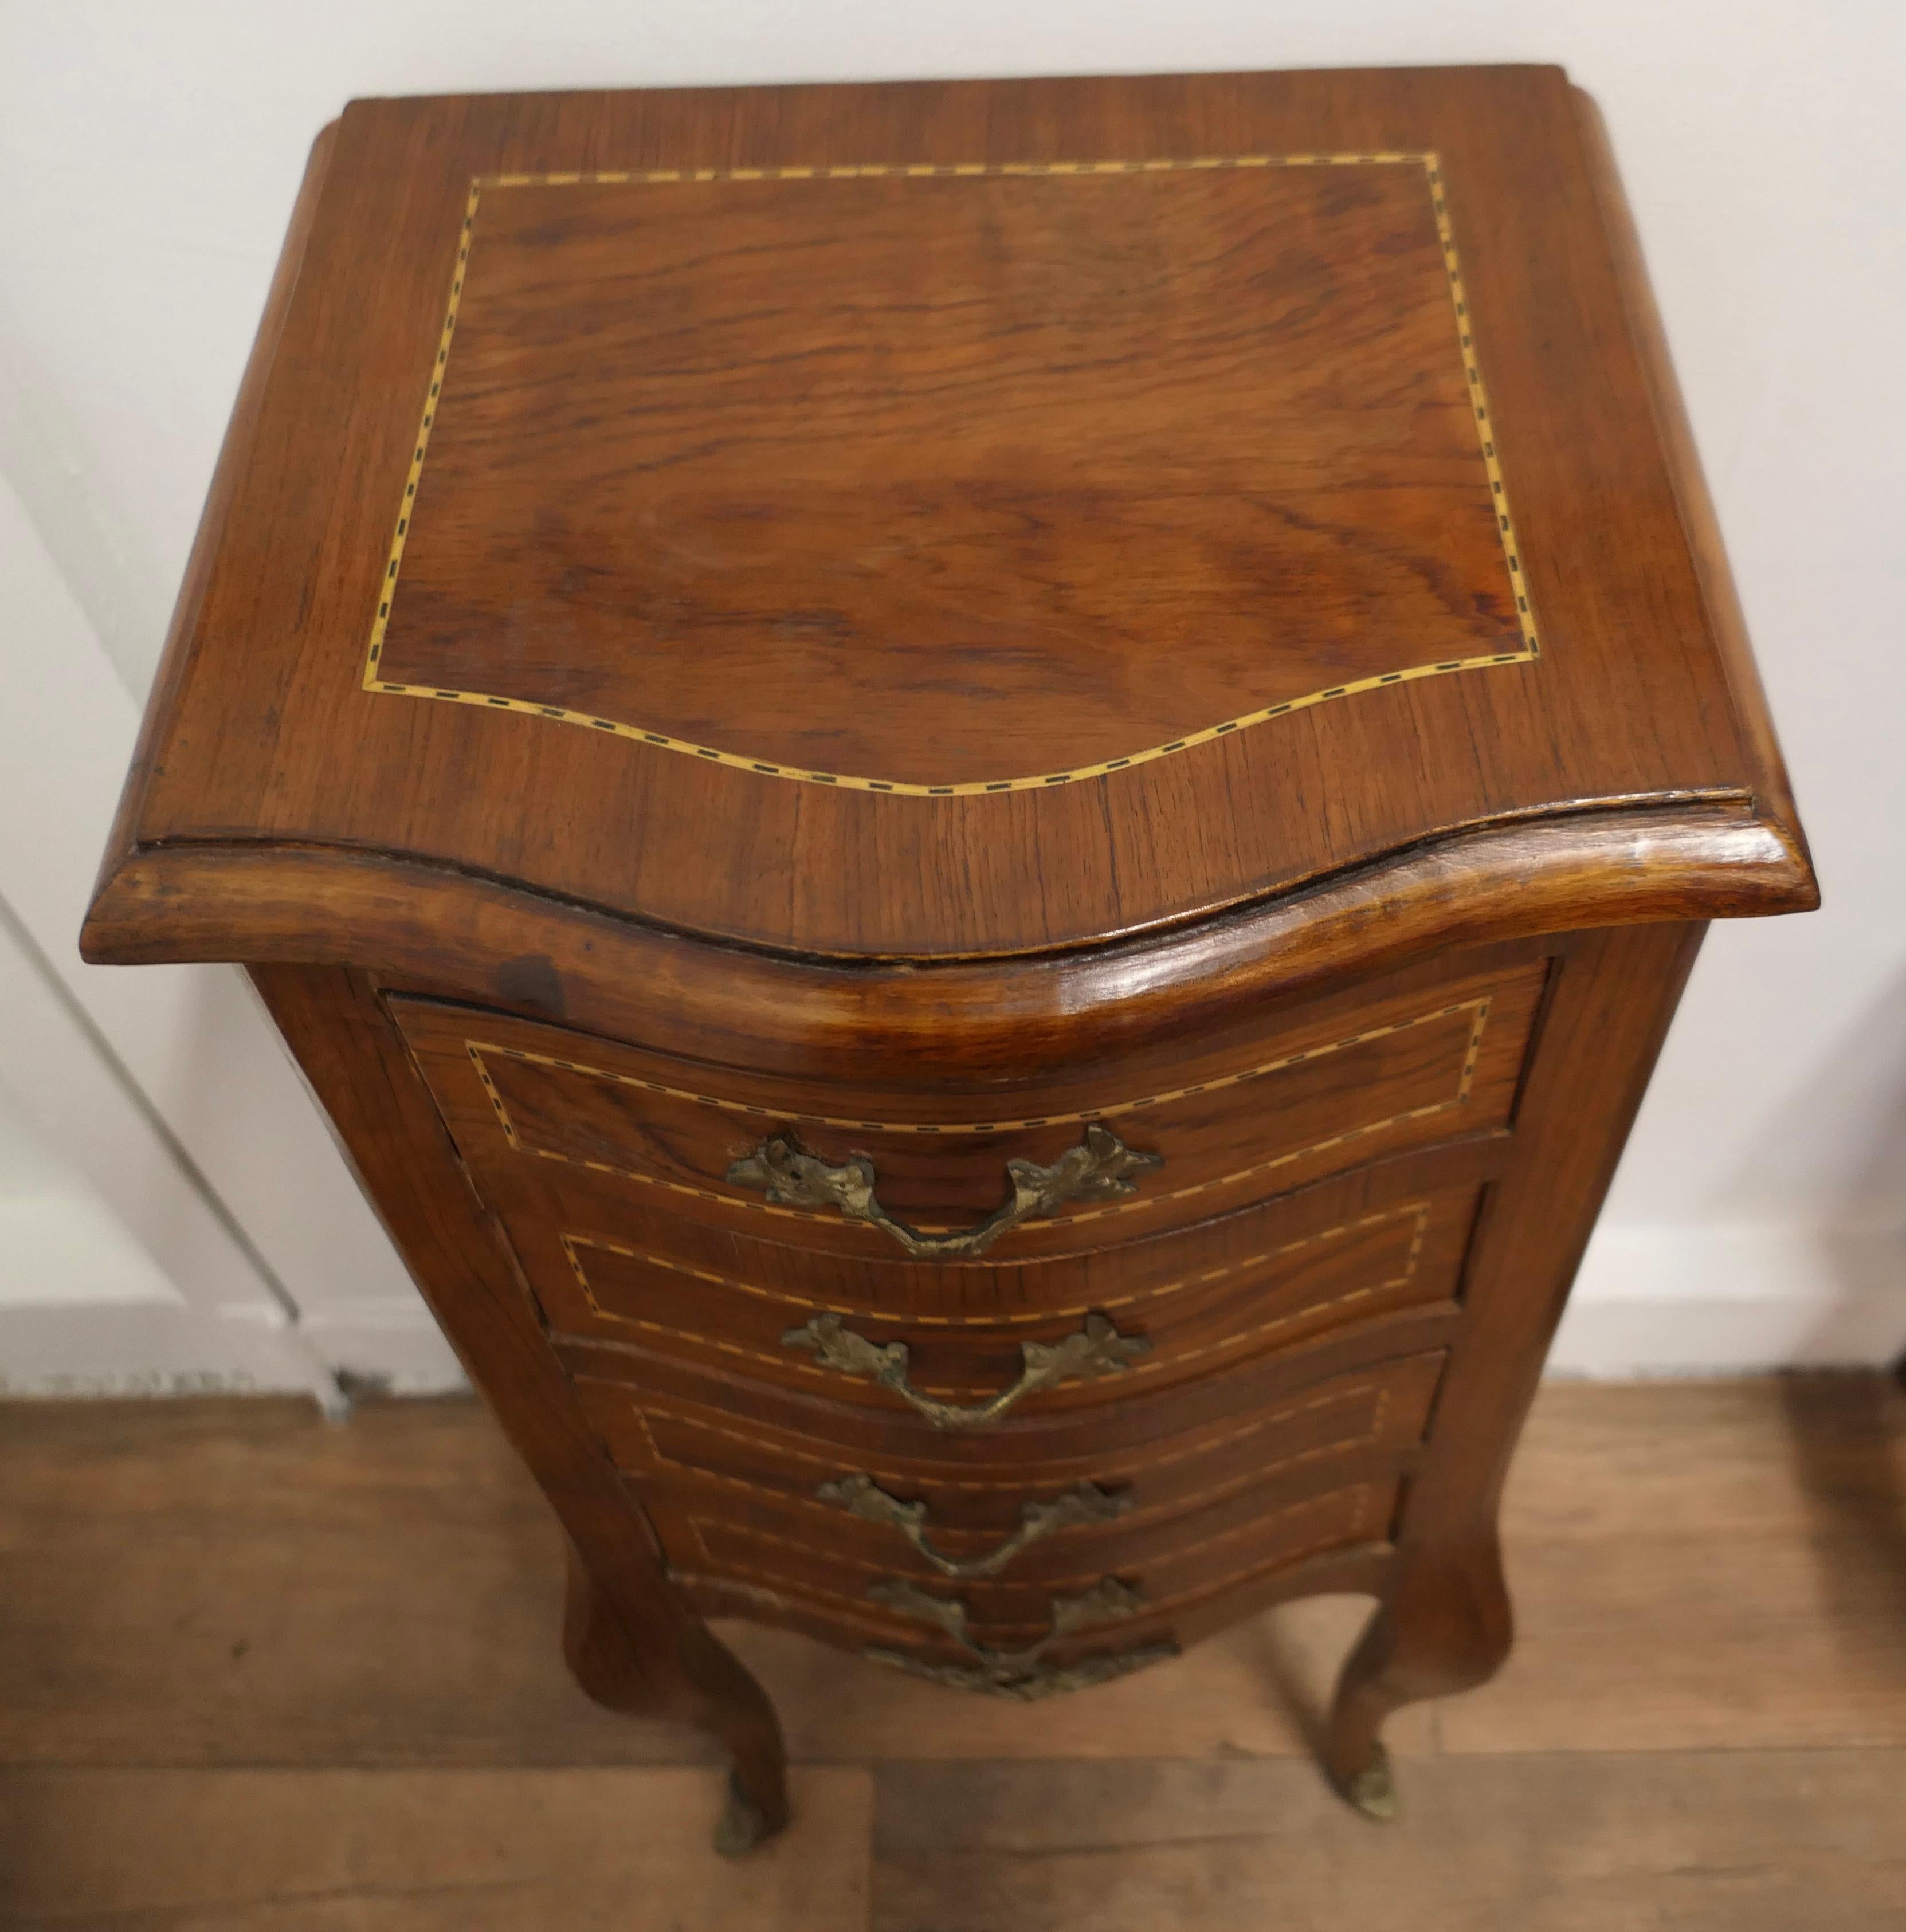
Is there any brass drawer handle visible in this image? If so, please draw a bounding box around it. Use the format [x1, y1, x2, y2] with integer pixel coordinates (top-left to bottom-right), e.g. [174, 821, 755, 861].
[816, 1473, 1131, 1579]
[726, 1122, 1163, 1259]
[781, 1310, 1149, 1431]
[864, 1574, 1176, 1701]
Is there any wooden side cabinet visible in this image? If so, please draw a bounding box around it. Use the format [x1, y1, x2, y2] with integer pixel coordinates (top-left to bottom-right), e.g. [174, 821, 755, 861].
[83, 68, 1817, 1851]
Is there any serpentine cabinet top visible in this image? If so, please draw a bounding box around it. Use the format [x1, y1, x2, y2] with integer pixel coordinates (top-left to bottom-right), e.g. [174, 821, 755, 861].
[89, 66, 1813, 968]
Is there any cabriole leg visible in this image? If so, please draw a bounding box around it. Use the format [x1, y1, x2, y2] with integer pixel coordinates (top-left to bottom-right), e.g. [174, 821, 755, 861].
[1323, 1536, 1513, 1819]
[562, 1544, 790, 1855]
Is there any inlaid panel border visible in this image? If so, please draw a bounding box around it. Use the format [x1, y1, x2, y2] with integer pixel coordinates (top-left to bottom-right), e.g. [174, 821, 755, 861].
[462, 994, 1494, 1236]
[360, 152, 1540, 794]
[555, 1198, 1437, 1395]
[686, 1479, 1378, 1600]
[669, 1485, 1384, 1642]
[617, 1374, 1395, 1517]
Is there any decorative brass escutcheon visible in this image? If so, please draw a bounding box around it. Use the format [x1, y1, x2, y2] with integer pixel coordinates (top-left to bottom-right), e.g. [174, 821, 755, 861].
[781, 1310, 1149, 1430]
[816, 1472, 1131, 1580]
[866, 1642, 1178, 1701]
[864, 1573, 1176, 1701]
[725, 1121, 1163, 1259]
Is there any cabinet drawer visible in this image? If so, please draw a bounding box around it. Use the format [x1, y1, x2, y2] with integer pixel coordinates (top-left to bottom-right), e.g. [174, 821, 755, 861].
[617, 1349, 1438, 1591]
[673, 1476, 1401, 1666]
[513, 1163, 1477, 1416]
[576, 1310, 1444, 1688]
[391, 956, 1545, 1255]
[572, 1346, 1445, 1514]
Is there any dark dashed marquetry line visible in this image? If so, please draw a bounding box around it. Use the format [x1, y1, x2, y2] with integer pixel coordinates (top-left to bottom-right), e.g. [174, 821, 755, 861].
[363, 156, 1538, 795]
[458, 998, 1493, 1235]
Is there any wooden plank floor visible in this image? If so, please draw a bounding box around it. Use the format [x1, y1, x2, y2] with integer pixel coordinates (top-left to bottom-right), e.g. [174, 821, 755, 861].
[0, 1376, 1901, 1928]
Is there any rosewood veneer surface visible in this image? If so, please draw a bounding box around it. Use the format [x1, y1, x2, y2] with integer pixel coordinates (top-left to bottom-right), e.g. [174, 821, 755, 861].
[83, 66, 1816, 1852]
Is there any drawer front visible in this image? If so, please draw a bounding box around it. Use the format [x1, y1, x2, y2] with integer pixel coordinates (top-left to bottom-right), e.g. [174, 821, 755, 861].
[512, 1162, 1478, 1416]
[570, 1307, 1442, 1684]
[582, 1349, 1442, 1579]
[669, 1476, 1401, 1673]
[391, 955, 1546, 1255]
[587, 1348, 1434, 1678]
[572, 1347, 1444, 1518]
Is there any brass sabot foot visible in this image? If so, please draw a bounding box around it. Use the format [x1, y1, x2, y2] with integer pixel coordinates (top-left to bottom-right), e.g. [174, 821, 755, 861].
[712, 1772, 783, 1858]
[1340, 1743, 1399, 1823]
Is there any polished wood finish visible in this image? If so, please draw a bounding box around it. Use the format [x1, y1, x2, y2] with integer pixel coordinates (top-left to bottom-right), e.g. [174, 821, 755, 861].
[586, 1352, 1446, 1544]
[391, 953, 1545, 1242]
[87, 68, 1811, 964]
[83, 67, 1815, 1851]
[375, 158, 1529, 791]
[536, 1175, 1478, 1400]
[249, 963, 791, 1845]
[81, 814, 1803, 1077]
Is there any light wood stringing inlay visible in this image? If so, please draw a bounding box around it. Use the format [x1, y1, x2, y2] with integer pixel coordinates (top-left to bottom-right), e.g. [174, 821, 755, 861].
[464, 995, 1494, 1236]
[689, 1478, 1378, 1596]
[360, 153, 1539, 794]
[622, 1376, 1395, 1521]
[670, 1485, 1384, 1641]
[556, 1199, 1436, 1395]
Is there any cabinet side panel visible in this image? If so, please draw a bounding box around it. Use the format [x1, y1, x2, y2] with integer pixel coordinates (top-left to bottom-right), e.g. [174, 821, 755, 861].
[246, 962, 738, 1703]
[1405, 919, 1707, 1546]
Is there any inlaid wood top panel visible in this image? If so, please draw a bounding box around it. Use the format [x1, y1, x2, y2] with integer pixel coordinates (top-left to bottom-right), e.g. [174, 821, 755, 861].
[106, 69, 1801, 959]
[365, 155, 1534, 794]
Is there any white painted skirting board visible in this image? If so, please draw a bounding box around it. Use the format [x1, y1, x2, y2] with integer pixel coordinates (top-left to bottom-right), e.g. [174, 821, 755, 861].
[0, 1302, 329, 1400]
[0, 1301, 465, 1401]
[1548, 1222, 1906, 1377]
[0, 481, 430, 1366]
[296, 1303, 468, 1396]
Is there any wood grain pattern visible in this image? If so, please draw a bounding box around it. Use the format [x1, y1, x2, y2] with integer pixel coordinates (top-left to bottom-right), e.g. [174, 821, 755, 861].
[6, 1376, 1899, 1768]
[81, 816, 1806, 1065]
[6, 1752, 1897, 1932]
[392, 954, 1543, 1241]
[87, 69, 1812, 960]
[872, 1753, 1906, 1931]
[76, 65, 1821, 1859]
[670, 1479, 1396, 1658]
[527, 1173, 1478, 1404]
[368, 155, 1535, 793]
[564, 1321, 1453, 1483]
[1324, 921, 1706, 1797]
[249, 963, 793, 1840]
[622, 1354, 1444, 1561]
[8, 1377, 1901, 1926]
[240, 927, 1723, 1833]
[1568, 92, 1810, 866]
[0, 1767, 874, 1931]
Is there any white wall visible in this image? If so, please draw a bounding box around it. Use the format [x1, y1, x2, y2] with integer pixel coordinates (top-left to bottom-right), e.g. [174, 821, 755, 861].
[0, 1079, 181, 1313]
[0, 925, 330, 1400]
[0, 478, 462, 1397]
[1, 2, 1900, 1378]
